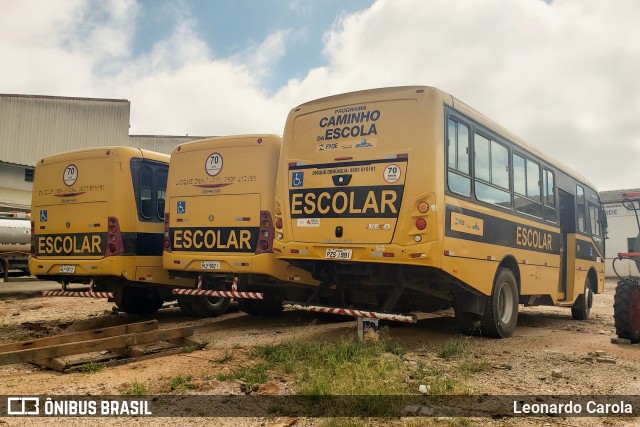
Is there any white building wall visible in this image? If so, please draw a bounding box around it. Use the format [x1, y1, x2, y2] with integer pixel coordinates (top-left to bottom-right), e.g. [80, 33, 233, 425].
[604, 201, 640, 277]
[0, 163, 32, 211]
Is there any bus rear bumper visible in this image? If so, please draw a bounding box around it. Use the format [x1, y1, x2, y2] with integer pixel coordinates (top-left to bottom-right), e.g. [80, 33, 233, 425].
[273, 240, 440, 267]
[163, 252, 318, 285]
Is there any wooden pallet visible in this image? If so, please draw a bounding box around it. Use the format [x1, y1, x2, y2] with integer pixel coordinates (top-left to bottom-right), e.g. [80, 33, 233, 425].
[0, 320, 203, 371]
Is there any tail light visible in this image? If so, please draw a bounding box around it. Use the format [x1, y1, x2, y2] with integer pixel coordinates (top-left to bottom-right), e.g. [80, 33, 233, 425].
[30, 221, 35, 256]
[274, 199, 284, 240]
[415, 219, 427, 230]
[104, 216, 124, 257]
[255, 210, 274, 254]
[163, 213, 171, 252]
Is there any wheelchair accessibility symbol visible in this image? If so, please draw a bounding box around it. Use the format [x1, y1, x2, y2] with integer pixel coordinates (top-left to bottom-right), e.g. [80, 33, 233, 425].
[177, 201, 186, 214]
[40, 210, 47, 222]
[291, 172, 304, 188]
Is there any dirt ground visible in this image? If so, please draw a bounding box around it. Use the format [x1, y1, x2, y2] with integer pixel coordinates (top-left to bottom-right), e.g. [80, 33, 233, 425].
[0, 278, 638, 426]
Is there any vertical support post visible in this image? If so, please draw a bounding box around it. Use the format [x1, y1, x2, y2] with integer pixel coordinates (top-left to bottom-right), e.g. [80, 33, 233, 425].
[356, 317, 380, 343]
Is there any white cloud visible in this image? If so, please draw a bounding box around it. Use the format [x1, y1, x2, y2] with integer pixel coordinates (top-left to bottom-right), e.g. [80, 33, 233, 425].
[276, 0, 640, 190]
[0, 0, 637, 190]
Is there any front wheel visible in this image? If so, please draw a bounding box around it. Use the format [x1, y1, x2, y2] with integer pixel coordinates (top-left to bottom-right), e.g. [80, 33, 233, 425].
[481, 268, 519, 338]
[571, 277, 594, 320]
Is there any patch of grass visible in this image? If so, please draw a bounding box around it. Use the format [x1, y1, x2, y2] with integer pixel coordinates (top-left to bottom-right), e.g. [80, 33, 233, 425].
[405, 418, 478, 427]
[318, 419, 369, 427]
[215, 349, 234, 363]
[216, 363, 269, 389]
[122, 380, 148, 396]
[78, 361, 106, 373]
[458, 359, 491, 376]
[168, 375, 197, 392]
[250, 333, 410, 416]
[435, 336, 469, 360]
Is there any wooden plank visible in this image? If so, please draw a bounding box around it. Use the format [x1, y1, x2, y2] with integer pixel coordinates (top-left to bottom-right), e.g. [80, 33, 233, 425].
[0, 320, 158, 354]
[127, 337, 205, 357]
[35, 349, 127, 372]
[0, 326, 193, 366]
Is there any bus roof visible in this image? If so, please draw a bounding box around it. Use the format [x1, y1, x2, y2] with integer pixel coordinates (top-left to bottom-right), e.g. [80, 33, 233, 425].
[37, 146, 169, 165]
[293, 85, 597, 192]
[172, 134, 281, 155]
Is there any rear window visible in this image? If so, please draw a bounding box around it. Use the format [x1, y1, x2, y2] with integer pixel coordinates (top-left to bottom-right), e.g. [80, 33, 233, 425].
[131, 158, 168, 222]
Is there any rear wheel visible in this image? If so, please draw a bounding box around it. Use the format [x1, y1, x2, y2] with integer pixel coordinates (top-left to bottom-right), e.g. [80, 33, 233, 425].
[480, 268, 519, 338]
[239, 289, 283, 317]
[188, 295, 231, 317]
[614, 279, 640, 343]
[454, 309, 482, 336]
[571, 277, 594, 320]
[177, 296, 198, 316]
[116, 286, 164, 315]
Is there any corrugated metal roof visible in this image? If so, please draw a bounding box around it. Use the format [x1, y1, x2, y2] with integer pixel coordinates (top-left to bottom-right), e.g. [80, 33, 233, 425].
[600, 188, 640, 204]
[0, 93, 213, 164]
[129, 135, 210, 155]
[0, 94, 131, 166]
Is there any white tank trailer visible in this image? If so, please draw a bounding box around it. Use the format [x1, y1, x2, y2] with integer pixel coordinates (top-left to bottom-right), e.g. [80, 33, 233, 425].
[0, 217, 31, 279]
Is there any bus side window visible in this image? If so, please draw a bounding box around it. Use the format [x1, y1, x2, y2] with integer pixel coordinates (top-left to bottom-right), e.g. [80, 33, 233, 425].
[157, 171, 167, 220]
[576, 185, 586, 233]
[139, 166, 154, 220]
[474, 133, 511, 208]
[513, 153, 542, 217]
[447, 118, 471, 196]
[543, 169, 557, 222]
[588, 203, 601, 237]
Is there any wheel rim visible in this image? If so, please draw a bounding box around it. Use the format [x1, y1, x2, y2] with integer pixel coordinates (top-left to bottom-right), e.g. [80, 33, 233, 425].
[205, 296, 226, 308]
[585, 287, 593, 309]
[497, 282, 514, 324]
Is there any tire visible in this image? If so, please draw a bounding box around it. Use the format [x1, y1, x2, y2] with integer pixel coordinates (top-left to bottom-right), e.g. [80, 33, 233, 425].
[454, 309, 482, 336]
[571, 278, 594, 320]
[481, 268, 519, 338]
[116, 286, 164, 315]
[177, 296, 198, 316]
[614, 279, 640, 343]
[188, 295, 231, 317]
[239, 292, 283, 317]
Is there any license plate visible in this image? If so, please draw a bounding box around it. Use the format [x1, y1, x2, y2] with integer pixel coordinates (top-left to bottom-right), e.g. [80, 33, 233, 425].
[325, 248, 352, 260]
[201, 261, 221, 270]
[59, 265, 75, 274]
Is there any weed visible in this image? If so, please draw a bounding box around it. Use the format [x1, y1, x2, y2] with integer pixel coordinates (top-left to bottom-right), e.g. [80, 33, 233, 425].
[216, 363, 269, 389]
[215, 349, 234, 363]
[435, 337, 469, 360]
[458, 359, 491, 376]
[122, 380, 148, 396]
[79, 361, 106, 373]
[168, 375, 197, 392]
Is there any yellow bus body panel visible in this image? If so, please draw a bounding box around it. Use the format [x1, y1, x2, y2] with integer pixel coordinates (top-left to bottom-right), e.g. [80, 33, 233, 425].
[274, 86, 604, 304]
[29, 146, 190, 287]
[163, 135, 316, 285]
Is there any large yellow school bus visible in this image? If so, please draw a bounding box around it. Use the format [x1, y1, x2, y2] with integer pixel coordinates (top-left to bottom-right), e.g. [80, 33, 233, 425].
[163, 135, 316, 316]
[29, 146, 192, 314]
[273, 86, 606, 338]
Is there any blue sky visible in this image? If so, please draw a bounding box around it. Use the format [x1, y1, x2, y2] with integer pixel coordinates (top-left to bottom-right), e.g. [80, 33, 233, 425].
[133, 0, 374, 90]
[0, 0, 639, 190]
